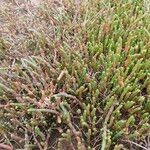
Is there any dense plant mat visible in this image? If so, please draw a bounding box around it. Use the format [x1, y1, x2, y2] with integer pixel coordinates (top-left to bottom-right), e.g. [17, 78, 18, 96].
[0, 0, 150, 149]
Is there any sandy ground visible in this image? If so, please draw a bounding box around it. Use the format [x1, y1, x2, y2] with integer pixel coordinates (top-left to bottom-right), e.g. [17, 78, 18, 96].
[0, 0, 42, 31]
[0, 0, 44, 66]
[0, 0, 66, 67]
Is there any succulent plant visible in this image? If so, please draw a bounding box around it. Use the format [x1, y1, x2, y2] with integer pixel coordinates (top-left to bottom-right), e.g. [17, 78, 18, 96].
[0, 0, 149, 149]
